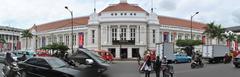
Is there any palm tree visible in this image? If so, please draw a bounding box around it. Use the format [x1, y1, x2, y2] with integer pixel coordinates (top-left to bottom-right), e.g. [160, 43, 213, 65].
[215, 25, 225, 44]
[237, 35, 240, 43]
[204, 22, 217, 45]
[21, 30, 33, 50]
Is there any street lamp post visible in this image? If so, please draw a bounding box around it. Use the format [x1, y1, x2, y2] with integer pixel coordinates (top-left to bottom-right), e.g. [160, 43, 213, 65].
[65, 6, 74, 54]
[190, 12, 199, 40]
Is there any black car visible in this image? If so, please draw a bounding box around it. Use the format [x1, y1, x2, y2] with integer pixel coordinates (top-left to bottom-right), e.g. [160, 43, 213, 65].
[233, 55, 240, 68]
[69, 48, 110, 75]
[18, 57, 82, 77]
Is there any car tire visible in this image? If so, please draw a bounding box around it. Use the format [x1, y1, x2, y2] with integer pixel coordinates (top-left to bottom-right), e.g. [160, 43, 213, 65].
[235, 65, 240, 68]
[174, 60, 178, 64]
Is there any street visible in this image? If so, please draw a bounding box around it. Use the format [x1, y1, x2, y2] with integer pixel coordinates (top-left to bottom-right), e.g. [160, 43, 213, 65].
[105, 61, 240, 77]
[0, 61, 239, 77]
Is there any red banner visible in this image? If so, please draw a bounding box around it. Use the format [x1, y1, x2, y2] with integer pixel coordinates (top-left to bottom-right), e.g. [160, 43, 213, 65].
[235, 40, 238, 51]
[79, 32, 84, 48]
[227, 40, 230, 48]
[202, 36, 206, 44]
[7, 43, 12, 50]
[16, 41, 21, 50]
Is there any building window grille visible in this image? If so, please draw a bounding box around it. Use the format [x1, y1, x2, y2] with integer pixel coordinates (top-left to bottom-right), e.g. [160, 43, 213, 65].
[120, 27, 127, 40]
[92, 30, 95, 44]
[112, 28, 117, 41]
[130, 28, 136, 41]
[65, 35, 69, 45]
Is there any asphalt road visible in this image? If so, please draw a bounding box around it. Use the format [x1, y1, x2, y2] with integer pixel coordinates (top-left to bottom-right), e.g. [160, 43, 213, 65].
[0, 61, 239, 77]
[105, 61, 240, 77]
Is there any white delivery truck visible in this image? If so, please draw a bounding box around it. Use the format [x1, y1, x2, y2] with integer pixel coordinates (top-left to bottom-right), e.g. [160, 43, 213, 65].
[156, 42, 176, 63]
[202, 45, 229, 63]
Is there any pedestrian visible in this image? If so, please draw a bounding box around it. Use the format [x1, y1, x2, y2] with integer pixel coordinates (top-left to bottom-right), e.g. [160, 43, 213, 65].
[153, 56, 161, 77]
[144, 56, 152, 77]
[20, 54, 27, 61]
[3, 52, 15, 77]
[137, 53, 141, 65]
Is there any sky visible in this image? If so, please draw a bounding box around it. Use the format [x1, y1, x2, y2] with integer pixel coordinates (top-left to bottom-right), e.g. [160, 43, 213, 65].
[0, 0, 240, 29]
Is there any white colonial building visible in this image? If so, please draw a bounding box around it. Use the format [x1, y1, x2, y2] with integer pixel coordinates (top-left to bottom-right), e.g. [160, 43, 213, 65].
[0, 26, 23, 51]
[23, 0, 207, 59]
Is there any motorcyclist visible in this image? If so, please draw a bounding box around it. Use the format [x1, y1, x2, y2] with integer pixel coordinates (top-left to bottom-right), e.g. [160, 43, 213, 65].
[3, 52, 16, 77]
[194, 52, 202, 65]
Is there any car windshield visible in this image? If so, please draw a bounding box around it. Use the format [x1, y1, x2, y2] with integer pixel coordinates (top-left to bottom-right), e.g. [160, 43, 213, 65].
[87, 50, 107, 63]
[46, 58, 68, 68]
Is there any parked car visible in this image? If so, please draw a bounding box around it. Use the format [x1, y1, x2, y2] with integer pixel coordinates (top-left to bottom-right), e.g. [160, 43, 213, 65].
[18, 57, 82, 77]
[233, 55, 240, 68]
[69, 48, 110, 75]
[0, 52, 18, 63]
[13, 50, 36, 58]
[174, 54, 192, 63]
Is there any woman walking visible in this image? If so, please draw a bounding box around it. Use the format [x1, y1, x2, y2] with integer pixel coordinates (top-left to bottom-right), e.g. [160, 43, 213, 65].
[144, 56, 152, 77]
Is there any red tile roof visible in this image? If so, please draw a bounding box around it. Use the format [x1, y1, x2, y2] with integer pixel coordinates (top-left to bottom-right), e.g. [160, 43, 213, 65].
[158, 16, 206, 30]
[100, 3, 147, 13]
[35, 16, 89, 32]
[32, 3, 206, 32]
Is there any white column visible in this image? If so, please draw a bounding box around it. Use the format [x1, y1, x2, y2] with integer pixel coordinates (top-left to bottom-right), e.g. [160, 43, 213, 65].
[156, 29, 160, 43]
[128, 47, 132, 58]
[109, 26, 112, 45]
[136, 26, 139, 44]
[169, 32, 172, 42]
[116, 47, 120, 59]
[117, 26, 121, 40]
[76, 32, 79, 48]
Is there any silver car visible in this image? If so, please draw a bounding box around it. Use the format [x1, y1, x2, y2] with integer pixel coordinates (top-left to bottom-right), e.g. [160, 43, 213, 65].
[0, 52, 18, 63]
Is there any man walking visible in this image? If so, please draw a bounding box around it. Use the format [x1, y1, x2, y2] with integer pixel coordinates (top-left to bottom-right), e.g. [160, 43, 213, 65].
[153, 56, 162, 77]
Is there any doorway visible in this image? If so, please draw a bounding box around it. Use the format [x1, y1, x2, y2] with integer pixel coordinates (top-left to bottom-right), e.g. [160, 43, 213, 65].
[120, 48, 128, 59]
[108, 48, 116, 58]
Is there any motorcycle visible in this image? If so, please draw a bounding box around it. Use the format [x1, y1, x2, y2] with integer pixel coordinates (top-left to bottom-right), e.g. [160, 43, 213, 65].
[2, 62, 22, 77]
[162, 64, 174, 77]
[191, 61, 204, 69]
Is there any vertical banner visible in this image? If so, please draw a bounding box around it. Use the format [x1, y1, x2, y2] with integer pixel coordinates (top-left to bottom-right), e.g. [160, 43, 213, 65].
[235, 40, 238, 51]
[16, 41, 21, 50]
[163, 32, 169, 42]
[202, 36, 206, 44]
[7, 43, 12, 50]
[227, 39, 230, 48]
[79, 32, 84, 48]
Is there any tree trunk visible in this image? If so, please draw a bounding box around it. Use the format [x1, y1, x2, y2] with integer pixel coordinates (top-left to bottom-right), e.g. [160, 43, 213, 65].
[217, 39, 220, 45]
[26, 38, 28, 50]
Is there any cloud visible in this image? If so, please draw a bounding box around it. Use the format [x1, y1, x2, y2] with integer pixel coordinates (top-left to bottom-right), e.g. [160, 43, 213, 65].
[0, 0, 240, 29]
[232, 8, 240, 25]
[159, 0, 177, 11]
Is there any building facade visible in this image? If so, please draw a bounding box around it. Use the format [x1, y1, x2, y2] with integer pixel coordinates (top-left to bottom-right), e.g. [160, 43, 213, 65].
[25, 0, 207, 59]
[0, 26, 23, 51]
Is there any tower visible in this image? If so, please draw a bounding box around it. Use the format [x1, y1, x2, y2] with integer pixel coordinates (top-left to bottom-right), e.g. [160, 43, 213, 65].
[120, 0, 127, 3]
